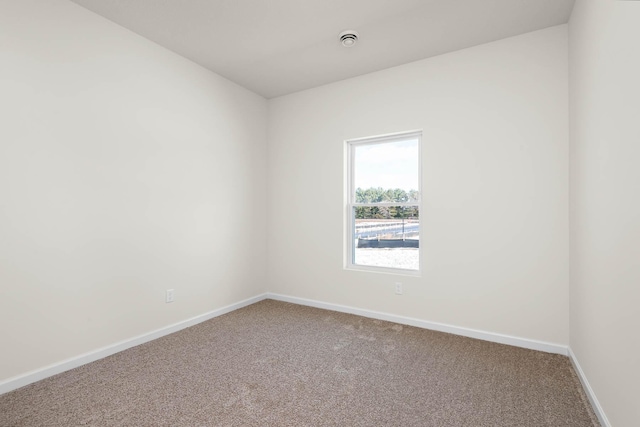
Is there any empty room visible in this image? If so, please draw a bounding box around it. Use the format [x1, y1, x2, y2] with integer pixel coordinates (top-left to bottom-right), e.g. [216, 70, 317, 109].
[0, 0, 638, 426]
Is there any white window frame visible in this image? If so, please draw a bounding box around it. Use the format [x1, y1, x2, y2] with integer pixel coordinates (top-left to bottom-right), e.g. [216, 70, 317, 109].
[345, 130, 422, 276]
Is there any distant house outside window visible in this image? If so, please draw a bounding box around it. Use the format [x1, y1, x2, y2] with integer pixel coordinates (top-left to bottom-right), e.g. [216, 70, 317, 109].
[346, 131, 421, 275]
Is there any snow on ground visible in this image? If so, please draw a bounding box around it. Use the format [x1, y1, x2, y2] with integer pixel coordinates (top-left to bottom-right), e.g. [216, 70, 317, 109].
[355, 248, 419, 270]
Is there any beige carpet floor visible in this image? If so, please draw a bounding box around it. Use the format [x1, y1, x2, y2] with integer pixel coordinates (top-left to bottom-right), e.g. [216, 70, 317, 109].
[1, 299, 599, 427]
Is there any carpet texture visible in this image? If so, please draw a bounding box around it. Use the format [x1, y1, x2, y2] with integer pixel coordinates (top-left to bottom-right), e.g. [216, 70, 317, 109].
[1, 299, 599, 426]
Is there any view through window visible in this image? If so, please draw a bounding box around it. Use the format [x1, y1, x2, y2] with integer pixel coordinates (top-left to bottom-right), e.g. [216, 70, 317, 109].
[347, 131, 421, 273]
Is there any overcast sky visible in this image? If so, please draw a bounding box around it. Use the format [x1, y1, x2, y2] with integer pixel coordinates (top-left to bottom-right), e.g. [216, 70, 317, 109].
[354, 138, 419, 191]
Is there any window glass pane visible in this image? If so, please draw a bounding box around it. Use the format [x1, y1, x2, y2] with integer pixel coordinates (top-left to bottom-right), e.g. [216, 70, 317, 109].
[353, 138, 419, 203]
[353, 206, 419, 270]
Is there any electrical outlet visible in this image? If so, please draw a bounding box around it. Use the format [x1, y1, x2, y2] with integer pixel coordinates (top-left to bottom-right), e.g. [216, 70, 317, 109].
[395, 282, 403, 295]
[166, 289, 175, 303]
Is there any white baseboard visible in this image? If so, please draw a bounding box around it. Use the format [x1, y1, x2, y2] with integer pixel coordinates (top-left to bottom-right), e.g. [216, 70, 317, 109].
[266, 293, 568, 355]
[3, 292, 608, 426]
[0, 292, 572, 397]
[568, 347, 611, 427]
[0, 293, 268, 396]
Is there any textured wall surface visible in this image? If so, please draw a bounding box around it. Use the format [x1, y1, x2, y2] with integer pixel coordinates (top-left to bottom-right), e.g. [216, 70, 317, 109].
[569, 0, 640, 425]
[0, 0, 267, 381]
[268, 26, 569, 346]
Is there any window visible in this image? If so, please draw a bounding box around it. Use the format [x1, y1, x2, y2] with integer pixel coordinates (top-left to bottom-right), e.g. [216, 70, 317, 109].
[346, 131, 421, 274]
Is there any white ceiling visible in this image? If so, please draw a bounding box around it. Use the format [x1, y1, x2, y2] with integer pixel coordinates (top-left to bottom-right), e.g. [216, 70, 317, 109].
[70, 0, 575, 99]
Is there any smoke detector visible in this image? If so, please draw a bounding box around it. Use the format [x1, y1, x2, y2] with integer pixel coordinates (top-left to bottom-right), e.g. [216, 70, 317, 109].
[339, 30, 359, 48]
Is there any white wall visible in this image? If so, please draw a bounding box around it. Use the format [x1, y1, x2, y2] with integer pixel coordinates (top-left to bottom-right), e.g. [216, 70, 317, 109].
[569, 1, 640, 425]
[0, 0, 267, 382]
[3, 3, 634, 423]
[268, 26, 569, 346]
